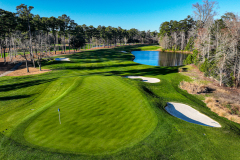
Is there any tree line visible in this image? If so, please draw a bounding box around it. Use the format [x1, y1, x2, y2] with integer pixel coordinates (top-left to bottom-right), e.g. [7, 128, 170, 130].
[159, 0, 240, 88]
[0, 4, 158, 71]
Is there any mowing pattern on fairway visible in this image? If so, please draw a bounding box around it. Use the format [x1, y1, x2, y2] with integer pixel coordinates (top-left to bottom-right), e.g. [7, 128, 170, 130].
[24, 76, 158, 154]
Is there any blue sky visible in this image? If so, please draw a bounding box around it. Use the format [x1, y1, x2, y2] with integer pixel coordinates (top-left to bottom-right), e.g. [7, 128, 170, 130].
[1, 0, 240, 31]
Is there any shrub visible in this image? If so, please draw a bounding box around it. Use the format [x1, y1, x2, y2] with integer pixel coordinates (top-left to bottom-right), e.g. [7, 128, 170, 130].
[200, 58, 210, 72]
[185, 37, 194, 51]
[184, 54, 193, 65]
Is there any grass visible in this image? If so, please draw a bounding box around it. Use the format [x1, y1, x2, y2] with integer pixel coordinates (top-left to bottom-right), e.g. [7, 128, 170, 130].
[24, 76, 157, 154]
[135, 45, 161, 51]
[0, 45, 240, 160]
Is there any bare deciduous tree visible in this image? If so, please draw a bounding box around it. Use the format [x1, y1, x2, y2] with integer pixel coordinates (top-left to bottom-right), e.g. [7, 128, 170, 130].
[192, 0, 218, 28]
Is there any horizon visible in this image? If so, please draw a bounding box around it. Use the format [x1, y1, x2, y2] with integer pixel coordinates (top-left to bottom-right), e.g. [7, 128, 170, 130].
[1, 0, 240, 31]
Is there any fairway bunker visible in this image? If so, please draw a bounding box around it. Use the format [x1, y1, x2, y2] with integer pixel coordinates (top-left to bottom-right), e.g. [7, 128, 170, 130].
[121, 51, 127, 53]
[126, 76, 160, 83]
[165, 102, 221, 127]
[55, 57, 70, 61]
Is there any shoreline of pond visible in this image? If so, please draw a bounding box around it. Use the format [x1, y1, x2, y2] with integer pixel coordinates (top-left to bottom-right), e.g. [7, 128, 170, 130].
[143, 49, 193, 54]
[131, 50, 188, 67]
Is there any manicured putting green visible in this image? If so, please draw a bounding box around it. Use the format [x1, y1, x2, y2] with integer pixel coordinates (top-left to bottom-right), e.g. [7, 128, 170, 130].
[24, 76, 157, 154]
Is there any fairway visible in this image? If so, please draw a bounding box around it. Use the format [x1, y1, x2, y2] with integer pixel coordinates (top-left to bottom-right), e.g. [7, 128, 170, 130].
[24, 76, 157, 154]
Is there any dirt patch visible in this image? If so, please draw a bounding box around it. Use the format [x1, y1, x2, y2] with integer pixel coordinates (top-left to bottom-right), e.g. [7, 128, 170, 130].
[180, 64, 240, 124]
[204, 97, 240, 124]
[6, 64, 51, 76]
[180, 81, 213, 94]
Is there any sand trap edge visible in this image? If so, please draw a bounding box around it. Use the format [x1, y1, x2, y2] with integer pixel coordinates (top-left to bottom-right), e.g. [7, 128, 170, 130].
[165, 102, 221, 127]
[126, 76, 160, 83]
[55, 58, 70, 61]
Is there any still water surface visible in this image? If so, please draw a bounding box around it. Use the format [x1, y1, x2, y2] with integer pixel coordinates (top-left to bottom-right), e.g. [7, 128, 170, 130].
[131, 51, 188, 67]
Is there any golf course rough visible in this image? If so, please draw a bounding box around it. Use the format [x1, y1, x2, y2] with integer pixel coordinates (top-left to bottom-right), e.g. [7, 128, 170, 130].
[24, 76, 158, 154]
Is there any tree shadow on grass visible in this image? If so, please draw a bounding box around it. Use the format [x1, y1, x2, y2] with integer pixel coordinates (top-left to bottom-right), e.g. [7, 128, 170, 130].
[0, 95, 33, 101]
[106, 66, 179, 76]
[41, 45, 150, 68]
[65, 48, 134, 61]
[59, 63, 141, 71]
[0, 78, 57, 92]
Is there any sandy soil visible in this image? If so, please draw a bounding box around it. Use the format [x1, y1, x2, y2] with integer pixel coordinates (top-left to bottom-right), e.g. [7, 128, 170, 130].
[165, 102, 221, 127]
[6, 66, 51, 76]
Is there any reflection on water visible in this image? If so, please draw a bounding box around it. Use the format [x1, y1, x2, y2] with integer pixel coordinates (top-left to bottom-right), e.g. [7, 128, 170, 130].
[131, 51, 188, 67]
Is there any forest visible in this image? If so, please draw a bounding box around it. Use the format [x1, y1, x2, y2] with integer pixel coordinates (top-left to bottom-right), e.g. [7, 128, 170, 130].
[159, 0, 240, 88]
[0, 4, 158, 71]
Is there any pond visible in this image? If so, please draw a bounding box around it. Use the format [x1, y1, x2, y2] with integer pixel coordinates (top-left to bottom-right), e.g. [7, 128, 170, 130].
[131, 51, 188, 67]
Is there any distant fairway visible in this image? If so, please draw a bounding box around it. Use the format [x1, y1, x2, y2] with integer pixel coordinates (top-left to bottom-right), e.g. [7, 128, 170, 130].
[24, 76, 157, 154]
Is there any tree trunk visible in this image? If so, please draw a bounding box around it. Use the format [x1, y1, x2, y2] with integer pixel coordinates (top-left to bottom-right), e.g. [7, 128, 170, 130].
[39, 63, 41, 71]
[28, 18, 35, 68]
[68, 35, 70, 54]
[61, 36, 64, 53]
[48, 32, 51, 56]
[219, 69, 222, 86]
[54, 36, 56, 55]
[56, 34, 59, 52]
[24, 51, 29, 73]
[8, 35, 11, 62]
[38, 57, 41, 71]
[1, 45, 2, 58]
[237, 57, 240, 88]
[25, 60, 29, 72]
[208, 33, 210, 59]
[3, 48, 6, 64]
[63, 33, 66, 54]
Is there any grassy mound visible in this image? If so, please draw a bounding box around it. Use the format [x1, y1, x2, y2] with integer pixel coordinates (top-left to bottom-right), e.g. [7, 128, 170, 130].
[24, 76, 157, 154]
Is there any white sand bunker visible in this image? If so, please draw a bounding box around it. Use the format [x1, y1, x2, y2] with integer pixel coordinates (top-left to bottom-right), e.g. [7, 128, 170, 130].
[126, 76, 160, 83]
[165, 102, 221, 127]
[120, 51, 127, 53]
[55, 58, 70, 61]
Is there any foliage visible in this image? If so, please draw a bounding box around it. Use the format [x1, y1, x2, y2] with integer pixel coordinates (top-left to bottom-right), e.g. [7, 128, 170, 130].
[185, 37, 195, 51]
[0, 5, 159, 64]
[70, 34, 86, 50]
[184, 54, 193, 65]
[184, 49, 198, 65]
[159, 15, 195, 50]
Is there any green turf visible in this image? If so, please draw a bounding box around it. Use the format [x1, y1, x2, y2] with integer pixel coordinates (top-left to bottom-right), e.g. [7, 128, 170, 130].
[135, 45, 161, 51]
[24, 76, 157, 154]
[0, 45, 240, 160]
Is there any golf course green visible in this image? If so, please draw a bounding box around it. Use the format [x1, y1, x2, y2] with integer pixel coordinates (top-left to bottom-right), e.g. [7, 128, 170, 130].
[0, 45, 240, 160]
[24, 76, 157, 154]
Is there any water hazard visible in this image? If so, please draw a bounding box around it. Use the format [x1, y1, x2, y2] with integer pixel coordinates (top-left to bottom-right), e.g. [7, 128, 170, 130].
[131, 51, 188, 67]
